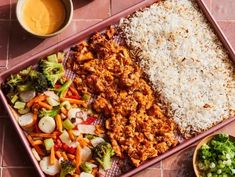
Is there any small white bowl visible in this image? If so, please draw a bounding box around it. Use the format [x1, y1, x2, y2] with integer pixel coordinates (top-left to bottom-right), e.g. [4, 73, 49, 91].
[16, 0, 73, 38]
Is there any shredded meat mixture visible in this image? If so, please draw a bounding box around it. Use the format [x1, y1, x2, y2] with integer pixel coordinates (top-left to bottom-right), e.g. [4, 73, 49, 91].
[66, 27, 178, 166]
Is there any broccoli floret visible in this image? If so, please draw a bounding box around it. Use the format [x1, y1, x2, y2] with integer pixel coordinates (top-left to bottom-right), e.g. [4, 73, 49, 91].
[3, 66, 49, 94]
[60, 160, 76, 177]
[52, 79, 72, 98]
[19, 66, 32, 76]
[80, 162, 96, 173]
[93, 142, 115, 170]
[6, 74, 24, 90]
[38, 59, 65, 87]
[39, 107, 59, 118]
[28, 70, 48, 92]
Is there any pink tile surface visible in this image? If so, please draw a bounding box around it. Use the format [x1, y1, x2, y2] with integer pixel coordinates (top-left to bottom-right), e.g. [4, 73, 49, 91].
[2, 120, 32, 167]
[73, 0, 110, 19]
[0, 0, 10, 19]
[0, 119, 5, 166]
[111, 0, 144, 14]
[58, 20, 101, 42]
[218, 21, 235, 50]
[0, 0, 235, 177]
[0, 21, 9, 67]
[2, 168, 38, 177]
[212, 0, 235, 20]
[8, 21, 58, 68]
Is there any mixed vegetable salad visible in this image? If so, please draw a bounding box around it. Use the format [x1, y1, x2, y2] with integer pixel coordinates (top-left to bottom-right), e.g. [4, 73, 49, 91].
[197, 134, 235, 177]
[2, 53, 115, 177]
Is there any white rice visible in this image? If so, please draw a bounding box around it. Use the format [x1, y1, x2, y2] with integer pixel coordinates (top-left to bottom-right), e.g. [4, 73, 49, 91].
[120, 0, 235, 137]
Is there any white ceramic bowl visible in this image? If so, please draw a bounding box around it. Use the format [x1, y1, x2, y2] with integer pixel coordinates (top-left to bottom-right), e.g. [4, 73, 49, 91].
[16, 0, 73, 38]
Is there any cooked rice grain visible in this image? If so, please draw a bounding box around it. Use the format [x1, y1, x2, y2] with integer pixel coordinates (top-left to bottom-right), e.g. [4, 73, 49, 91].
[120, 0, 235, 138]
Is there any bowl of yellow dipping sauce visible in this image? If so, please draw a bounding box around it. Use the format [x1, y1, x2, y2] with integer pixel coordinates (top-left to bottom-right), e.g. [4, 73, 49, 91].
[16, 0, 73, 37]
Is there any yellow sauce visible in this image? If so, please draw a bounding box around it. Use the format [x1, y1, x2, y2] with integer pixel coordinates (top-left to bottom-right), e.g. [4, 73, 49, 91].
[23, 0, 66, 35]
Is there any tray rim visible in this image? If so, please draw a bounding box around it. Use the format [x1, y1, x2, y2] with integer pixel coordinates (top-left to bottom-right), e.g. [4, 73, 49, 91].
[1, 0, 235, 177]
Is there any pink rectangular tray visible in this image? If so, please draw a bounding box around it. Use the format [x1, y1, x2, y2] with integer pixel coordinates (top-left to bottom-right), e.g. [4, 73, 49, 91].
[1, 0, 235, 176]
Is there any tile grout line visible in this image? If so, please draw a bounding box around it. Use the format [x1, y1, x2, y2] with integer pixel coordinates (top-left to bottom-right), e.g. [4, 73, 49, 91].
[110, 0, 112, 16]
[72, 19, 103, 21]
[2, 166, 34, 169]
[10, 0, 12, 20]
[217, 20, 235, 22]
[1, 121, 6, 167]
[0, 167, 2, 177]
[5, 0, 12, 69]
[0, 19, 11, 21]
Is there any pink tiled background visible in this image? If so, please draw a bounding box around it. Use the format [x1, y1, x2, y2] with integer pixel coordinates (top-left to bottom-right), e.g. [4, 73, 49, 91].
[0, 0, 235, 176]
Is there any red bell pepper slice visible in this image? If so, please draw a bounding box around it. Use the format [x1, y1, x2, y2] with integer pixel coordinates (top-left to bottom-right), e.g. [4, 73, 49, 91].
[66, 95, 81, 100]
[82, 117, 97, 125]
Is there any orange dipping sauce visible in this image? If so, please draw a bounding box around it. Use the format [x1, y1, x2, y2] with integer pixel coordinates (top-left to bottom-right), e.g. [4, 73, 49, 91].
[22, 0, 66, 35]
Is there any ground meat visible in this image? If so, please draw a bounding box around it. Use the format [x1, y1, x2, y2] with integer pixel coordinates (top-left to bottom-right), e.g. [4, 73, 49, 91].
[66, 27, 178, 167]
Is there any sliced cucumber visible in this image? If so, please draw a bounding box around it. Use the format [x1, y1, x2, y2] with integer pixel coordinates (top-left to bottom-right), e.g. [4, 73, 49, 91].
[11, 94, 18, 104]
[14, 101, 26, 109]
[63, 119, 75, 130]
[44, 138, 54, 151]
[18, 107, 30, 114]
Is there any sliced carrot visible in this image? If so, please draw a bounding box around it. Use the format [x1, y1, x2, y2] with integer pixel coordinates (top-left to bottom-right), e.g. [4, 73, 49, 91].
[60, 98, 87, 107]
[55, 114, 63, 132]
[30, 111, 38, 127]
[92, 167, 98, 176]
[27, 94, 46, 108]
[50, 146, 55, 165]
[77, 136, 89, 148]
[55, 151, 62, 159]
[60, 107, 68, 115]
[62, 152, 68, 160]
[33, 140, 43, 146]
[67, 90, 73, 96]
[67, 130, 75, 141]
[67, 154, 75, 160]
[27, 135, 36, 146]
[72, 174, 79, 177]
[88, 159, 96, 163]
[34, 145, 45, 156]
[69, 87, 79, 96]
[30, 133, 56, 139]
[38, 101, 52, 110]
[75, 144, 82, 168]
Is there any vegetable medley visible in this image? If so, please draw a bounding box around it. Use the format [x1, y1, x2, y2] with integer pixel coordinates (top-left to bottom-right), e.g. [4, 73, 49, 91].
[2, 52, 115, 177]
[2, 27, 179, 177]
[197, 134, 235, 177]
